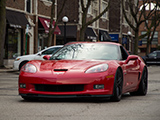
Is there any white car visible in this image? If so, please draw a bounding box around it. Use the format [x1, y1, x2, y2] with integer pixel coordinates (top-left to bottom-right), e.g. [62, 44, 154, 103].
[13, 45, 63, 70]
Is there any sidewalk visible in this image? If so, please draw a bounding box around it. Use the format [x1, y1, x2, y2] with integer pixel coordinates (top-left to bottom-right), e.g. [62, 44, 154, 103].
[0, 68, 19, 73]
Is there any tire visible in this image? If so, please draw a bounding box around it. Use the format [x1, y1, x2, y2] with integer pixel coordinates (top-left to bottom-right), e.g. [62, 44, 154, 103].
[111, 68, 123, 102]
[130, 67, 148, 96]
[19, 61, 28, 71]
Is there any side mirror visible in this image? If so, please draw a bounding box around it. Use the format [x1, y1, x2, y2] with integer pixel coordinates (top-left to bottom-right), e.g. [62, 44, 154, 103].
[37, 53, 41, 56]
[43, 55, 51, 60]
[125, 55, 138, 64]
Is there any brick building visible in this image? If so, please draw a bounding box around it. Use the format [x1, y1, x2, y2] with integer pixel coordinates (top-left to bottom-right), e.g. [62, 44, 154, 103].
[4, 0, 135, 67]
[4, 0, 60, 67]
[109, 0, 136, 53]
[56, 0, 111, 44]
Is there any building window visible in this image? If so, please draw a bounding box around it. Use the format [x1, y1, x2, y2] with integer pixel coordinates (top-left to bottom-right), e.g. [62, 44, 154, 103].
[93, 9, 98, 28]
[102, 1, 108, 19]
[140, 3, 160, 11]
[141, 31, 147, 44]
[141, 31, 158, 45]
[88, 5, 92, 14]
[85, 0, 92, 14]
[25, 0, 32, 13]
[152, 31, 158, 44]
[123, 13, 128, 24]
[5, 28, 21, 59]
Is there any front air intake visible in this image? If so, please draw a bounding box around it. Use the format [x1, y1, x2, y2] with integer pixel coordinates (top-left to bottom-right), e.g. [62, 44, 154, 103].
[35, 84, 84, 92]
[54, 69, 68, 71]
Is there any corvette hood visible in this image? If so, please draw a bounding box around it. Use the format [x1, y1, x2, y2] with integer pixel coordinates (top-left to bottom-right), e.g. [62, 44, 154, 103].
[39, 60, 110, 71]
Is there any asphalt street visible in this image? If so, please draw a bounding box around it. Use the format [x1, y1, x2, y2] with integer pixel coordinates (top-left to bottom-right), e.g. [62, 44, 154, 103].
[0, 66, 160, 120]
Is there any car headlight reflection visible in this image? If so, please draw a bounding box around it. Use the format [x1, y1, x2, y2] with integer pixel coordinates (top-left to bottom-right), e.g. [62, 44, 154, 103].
[85, 64, 108, 73]
[21, 63, 37, 73]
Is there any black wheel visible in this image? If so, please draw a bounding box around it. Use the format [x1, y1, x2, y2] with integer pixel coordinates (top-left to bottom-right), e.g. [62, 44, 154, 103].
[19, 61, 28, 71]
[111, 68, 123, 102]
[130, 67, 148, 96]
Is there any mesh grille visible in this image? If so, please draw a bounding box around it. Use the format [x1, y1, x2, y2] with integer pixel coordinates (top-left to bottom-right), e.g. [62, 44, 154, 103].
[35, 84, 84, 92]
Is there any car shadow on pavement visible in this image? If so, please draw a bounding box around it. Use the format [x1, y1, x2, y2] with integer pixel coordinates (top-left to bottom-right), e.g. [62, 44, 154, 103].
[18, 94, 132, 103]
[18, 97, 111, 103]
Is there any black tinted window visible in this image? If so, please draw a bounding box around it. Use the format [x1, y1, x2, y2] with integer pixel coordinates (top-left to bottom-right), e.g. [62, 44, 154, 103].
[148, 52, 157, 57]
[41, 47, 61, 55]
[120, 46, 128, 60]
[157, 52, 160, 57]
[26, 0, 31, 13]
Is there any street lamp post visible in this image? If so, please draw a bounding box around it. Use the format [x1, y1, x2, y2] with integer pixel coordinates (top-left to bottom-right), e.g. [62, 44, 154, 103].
[127, 31, 132, 53]
[62, 16, 69, 44]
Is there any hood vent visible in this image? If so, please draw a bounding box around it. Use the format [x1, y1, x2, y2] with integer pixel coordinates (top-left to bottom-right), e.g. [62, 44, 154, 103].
[54, 69, 68, 71]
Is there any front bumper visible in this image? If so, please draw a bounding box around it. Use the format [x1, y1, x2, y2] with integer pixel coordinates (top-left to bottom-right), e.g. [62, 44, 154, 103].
[19, 70, 115, 99]
[20, 93, 112, 99]
[13, 61, 19, 70]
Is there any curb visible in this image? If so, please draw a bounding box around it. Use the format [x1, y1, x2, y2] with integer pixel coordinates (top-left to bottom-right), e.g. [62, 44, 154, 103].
[0, 69, 19, 73]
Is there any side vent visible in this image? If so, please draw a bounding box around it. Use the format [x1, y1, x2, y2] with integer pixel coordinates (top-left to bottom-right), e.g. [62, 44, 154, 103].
[138, 72, 141, 80]
[54, 69, 68, 71]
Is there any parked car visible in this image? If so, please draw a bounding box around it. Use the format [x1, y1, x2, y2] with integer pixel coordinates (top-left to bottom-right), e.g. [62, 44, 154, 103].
[19, 42, 148, 102]
[142, 50, 160, 65]
[13, 45, 63, 70]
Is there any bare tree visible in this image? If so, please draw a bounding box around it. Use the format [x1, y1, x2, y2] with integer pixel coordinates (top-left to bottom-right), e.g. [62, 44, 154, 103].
[121, 0, 160, 55]
[0, 0, 6, 67]
[48, 0, 67, 46]
[142, 1, 160, 55]
[79, 0, 110, 41]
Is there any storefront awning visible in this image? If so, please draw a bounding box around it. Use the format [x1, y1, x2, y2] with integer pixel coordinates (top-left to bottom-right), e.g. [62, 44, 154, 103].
[85, 28, 97, 40]
[99, 30, 112, 41]
[39, 17, 61, 35]
[6, 10, 29, 28]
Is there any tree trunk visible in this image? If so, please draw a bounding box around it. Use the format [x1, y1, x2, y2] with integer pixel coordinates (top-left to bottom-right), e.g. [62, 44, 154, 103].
[48, 0, 55, 47]
[79, 26, 87, 41]
[146, 35, 151, 56]
[48, 30, 53, 46]
[0, 0, 6, 67]
[134, 31, 139, 55]
[79, 0, 110, 41]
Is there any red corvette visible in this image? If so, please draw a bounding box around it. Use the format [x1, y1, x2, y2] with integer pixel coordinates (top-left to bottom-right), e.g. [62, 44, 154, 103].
[19, 42, 148, 101]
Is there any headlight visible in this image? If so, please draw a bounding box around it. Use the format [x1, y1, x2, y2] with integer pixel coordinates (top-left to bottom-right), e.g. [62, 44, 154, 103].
[15, 58, 21, 61]
[85, 64, 108, 73]
[21, 63, 37, 73]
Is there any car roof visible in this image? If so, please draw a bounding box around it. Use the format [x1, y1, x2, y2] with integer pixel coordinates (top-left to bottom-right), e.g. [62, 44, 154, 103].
[38, 45, 63, 53]
[65, 42, 121, 46]
[47, 45, 63, 48]
[43, 45, 63, 50]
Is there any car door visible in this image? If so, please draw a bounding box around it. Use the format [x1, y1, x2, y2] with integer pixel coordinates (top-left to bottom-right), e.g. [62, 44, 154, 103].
[124, 59, 140, 91]
[146, 51, 157, 65]
[119, 46, 140, 92]
[156, 51, 160, 64]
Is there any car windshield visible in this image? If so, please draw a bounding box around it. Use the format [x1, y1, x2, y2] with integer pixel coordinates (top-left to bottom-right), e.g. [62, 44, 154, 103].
[50, 43, 119, 60]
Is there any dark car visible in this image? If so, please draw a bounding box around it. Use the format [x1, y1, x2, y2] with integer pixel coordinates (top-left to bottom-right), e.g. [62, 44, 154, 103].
[142, 51, 160, 65]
